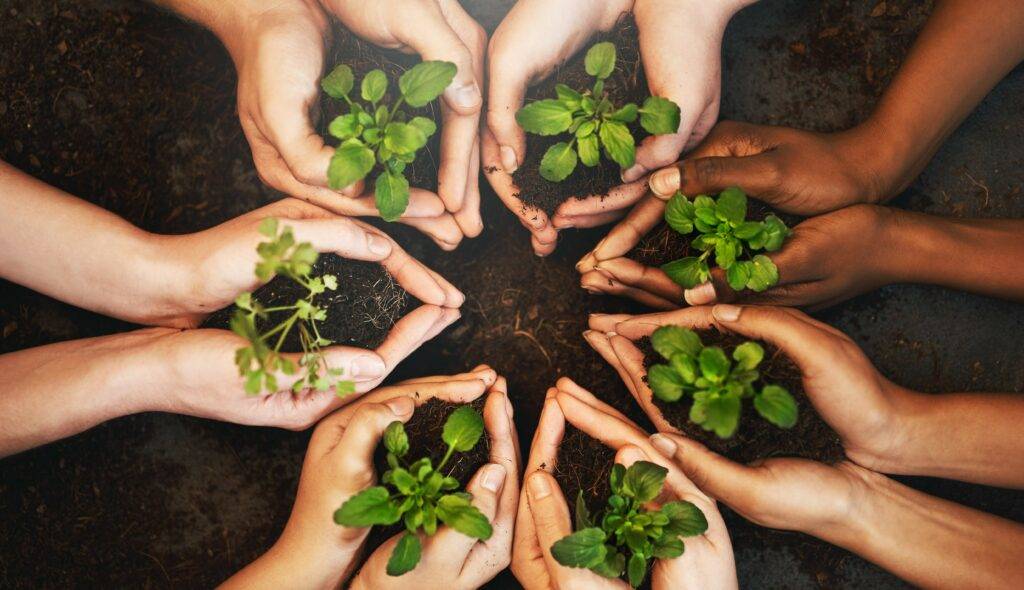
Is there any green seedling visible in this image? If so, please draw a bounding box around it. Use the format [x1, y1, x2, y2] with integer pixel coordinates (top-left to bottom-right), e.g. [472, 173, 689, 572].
[551, 461, 708, 588]
[515, 41, 681, 182]
[231, 217, 353, 397]
[661, 186, 790, 292]
[646, 326, 797, 438]
[334, 406, 492, 576]
[321, 60, 456, 221]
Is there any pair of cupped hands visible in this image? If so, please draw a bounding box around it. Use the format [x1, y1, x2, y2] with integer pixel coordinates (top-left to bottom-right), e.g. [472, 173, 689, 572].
[250, 300, 913, 589]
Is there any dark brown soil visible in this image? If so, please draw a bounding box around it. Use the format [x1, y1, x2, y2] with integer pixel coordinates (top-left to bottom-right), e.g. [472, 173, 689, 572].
[553, 425, 616, 517]
[362, 397, 491, 564]
[201, 254, 409, 351]
[511, 17, 646, 217]
[641, 328, 845, 465]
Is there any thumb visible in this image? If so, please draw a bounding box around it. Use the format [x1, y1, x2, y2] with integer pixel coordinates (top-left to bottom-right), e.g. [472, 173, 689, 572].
[648, 152, 782, 201]
[332, 397, 415, 470]
[648, 433, 757, 507]
[525, 471, 573, 562]
[486, 47, 529, 174]
[683, 267, 736, 306]
[288, 217, 394, 261]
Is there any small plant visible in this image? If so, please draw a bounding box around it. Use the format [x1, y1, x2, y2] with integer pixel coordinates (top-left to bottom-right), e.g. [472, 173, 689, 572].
[321, 60, 456, 221]
[230, 218, 353, 397]
[515, 42, 681, 182]
[646, 326, 797, 438]
[661, 186, 791, 292]
[551, 461, 708, 588]
[334, 406, 492, 576]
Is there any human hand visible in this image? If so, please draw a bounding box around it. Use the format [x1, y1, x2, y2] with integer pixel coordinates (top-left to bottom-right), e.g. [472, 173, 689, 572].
[349, 374, 519, 589]
[579, 204, 900, 311]
[221, 368, 499, 588]
[586, 304, 915, 473]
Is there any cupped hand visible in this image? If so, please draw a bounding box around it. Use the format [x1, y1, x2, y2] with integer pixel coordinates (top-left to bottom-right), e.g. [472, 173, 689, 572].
[579, 204, 900, 311]
[350, 375, 520, 589]
[585, 304, 915, 472]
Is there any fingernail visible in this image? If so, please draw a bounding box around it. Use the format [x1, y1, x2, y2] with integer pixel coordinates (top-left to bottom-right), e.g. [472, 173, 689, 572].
[528, 472, 552, 500]
[650, 433, 677, 456]
[451, 82, 482, 110]
[684, 282, 717, 306]
[713, 304, 742, 322]
[367, 234, 392, 256]
[385, 396, 413, 416]
[350, 355, 386, 379]
[500, 145, 519, 173]
[481, 463, 506, 493]
[650, 167, 680, 196]
[621, 164, 647, 183]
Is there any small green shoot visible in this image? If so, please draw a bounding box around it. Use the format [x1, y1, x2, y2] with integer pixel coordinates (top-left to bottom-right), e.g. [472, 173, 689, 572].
[661, 186, 791, 292]
[646, 326, 797, 438]
[515, 42, 681, 182]
[551, 461, 708, 588]
[231, 218, 353, 397]
[334, 406, 492, 576]
[321, 61, 456, 221]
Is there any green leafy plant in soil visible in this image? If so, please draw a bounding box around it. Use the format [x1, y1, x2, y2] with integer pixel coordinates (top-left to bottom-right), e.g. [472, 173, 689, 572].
[661, 186, 790, 292]
[646, 326, 797, 438]
[230, 217, 354, 397]
[516, 42, 680, 182]
[334, 406, 492, 576]
[321, 60, 455, 221]
[551, 460, 707, 588]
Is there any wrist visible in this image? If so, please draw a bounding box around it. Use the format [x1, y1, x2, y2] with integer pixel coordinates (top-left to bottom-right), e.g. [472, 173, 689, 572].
[127, 233, 204, 327]
[834, 119, 916, 203]
[272, 521, 362, 589]
[805, 463, 885, 550]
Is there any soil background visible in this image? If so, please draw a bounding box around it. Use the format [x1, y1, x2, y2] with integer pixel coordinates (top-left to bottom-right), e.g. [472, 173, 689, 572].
[1, 1, 1023, 589]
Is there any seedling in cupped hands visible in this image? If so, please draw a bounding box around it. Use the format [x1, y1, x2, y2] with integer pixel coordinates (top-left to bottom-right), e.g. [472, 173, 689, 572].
[321, 60, 456, 221]
[662, 186, 790, 292]
[230, 218, 353, 397]
[515, 42, 681, 182]
[334, 406, 492, 576]
[551, 461, 708, 588]
[647, 326, 797, 438]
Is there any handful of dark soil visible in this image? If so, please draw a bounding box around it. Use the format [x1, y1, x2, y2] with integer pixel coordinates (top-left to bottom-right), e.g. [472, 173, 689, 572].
[202, 254, 409, 351]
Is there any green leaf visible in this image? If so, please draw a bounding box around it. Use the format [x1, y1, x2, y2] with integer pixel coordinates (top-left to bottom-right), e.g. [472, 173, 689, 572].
[399, 60, 457, 107]
[734, 220, 764, 240]
[328, 114, 361, 140]
[755, 385, 798, 428]
[714, 238, 740, 269]
[599, 120, 635, 169]
[258, 217, 278, 238]
[578, 134, 600, 167]
[702, 394, 742, 438]
[386, 532, 422, 576]
[699, 347, 730, 382]
[662, 257, 709, 289]
[516, 99, 574, 135]
[665, 193, 695, 234]
[555, 83, 583, 109]
[442, 406, 484, 452]
[383, 421, 409, 457]
[334, 486, 401, 527]
[375, 171, 410, 222]
[551, 528, 607, 568]
[610, 464, 625, 493]
[383, 122, 428, 155]
[609, 103, 638, 123]
[661, 500, 709, 536]
[361, 69, 388, 103]
[408, 116, 437, 138]
[540, 141, 578, 182]
[648, 364, 686, 402]
[621, 461, 667, 503]
[321, 64, 354, 99]
[746, 254, 780, 292]
[670, 352, 699, 384]
[762, 215, 790, 251]
[694, 205, 719, 227]
[733, 341, 764, 370]
[726, 260, 752, 291]
[639, 96, 681, 135]
[652, 536, 685, 559]
[436, 494, 493, 540]
[584, 42, 616, 79]
[575, 120, 596, 138]
[328, 139, 375, 190]
[651, 326, 702, 360]
[574, 490, 593, 530]
[627, 553, 648, 588]
[716, 187, 747, 225]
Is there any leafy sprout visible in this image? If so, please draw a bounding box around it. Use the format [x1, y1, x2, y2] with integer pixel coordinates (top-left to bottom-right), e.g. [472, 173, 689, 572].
[515, 42, 681, 182]
[646, 326, 797, 438]
[230, 217, 354, 397]
[661, 186, 791, 292]
[334, 406, 492, 576]
[551, 461, 708, 588]
[321, 61, 456, 221]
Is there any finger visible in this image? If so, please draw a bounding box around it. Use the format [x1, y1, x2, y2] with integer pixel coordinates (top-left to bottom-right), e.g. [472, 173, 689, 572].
[587, 312, 633, 333]
[555, 389, 653, 452]
[276, 345, 387, 392]
[596, 257, 685, 303]
[513, 396, 563, 588]
[482, 128, 558, 243]
[525, 471, 574, 575]
[577, 194, 666, 272]
[394, 366, 495, 386]
[581, 270, 679, 310]
[288, 217, 393, 261]
[608, 334, 676, 434]
[421, 265, 465, 308]
[426, 462, 505, 565]
[486, 40, 529, 174]
[532, 232, 558, 257]
[378, 241, 454, 306]
[553, 209, 628, 231]
[373, 304, 445, 373]
[551, 180, 649, 222]
[649, 433, 760, 508]
[648, 152, 782, 202]
[612, 307, 717, 340]
[554, 376, 639, 429]
[453, 134, 484, 237]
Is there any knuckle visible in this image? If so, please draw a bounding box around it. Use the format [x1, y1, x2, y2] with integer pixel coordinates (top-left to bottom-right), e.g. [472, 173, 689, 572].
[693, 157, 724, 187]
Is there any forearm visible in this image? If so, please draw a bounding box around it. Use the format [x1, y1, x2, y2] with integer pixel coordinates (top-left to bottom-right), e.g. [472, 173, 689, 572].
[860, 0, 1024, 196]
[820, 469, 1024, 589]
[149, 0, 257, 50]
[221, 527, 359, 589]
[0, 161, 192, 325]
[0, 329, 171, 457]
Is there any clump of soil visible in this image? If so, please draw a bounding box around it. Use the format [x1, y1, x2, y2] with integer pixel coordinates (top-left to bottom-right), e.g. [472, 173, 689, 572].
[512, 17, 646, 217]
[202, 254, 409, 350]
[362, 397, 491, 560]
[641, 328, 844, 465]
[553, 425, 616, 516]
